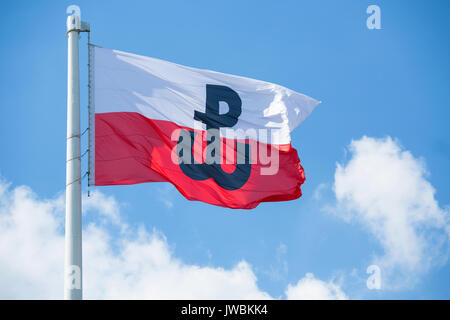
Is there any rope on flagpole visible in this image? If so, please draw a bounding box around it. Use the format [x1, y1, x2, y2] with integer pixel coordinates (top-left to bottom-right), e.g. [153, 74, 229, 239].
[66, 171, 89, 188]
[65, 21, 92, 193]
[87, 29, 94, 195]
[81, 127, 89, 137]
[66, 30, 91, 195]
[66, 149, 89, 164]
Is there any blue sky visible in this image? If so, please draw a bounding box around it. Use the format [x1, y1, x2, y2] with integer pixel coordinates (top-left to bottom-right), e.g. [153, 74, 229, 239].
[0, 0, 449, 299]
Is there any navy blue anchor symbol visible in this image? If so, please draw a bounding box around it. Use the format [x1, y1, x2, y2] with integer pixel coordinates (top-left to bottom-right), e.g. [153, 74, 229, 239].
[177, 84, 251, 190]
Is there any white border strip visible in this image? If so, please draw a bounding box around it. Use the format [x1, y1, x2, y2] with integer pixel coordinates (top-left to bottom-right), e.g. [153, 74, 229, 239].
[88, 43, 96, 186]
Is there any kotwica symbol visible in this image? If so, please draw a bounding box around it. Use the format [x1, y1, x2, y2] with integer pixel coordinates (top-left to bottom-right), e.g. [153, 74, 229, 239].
[177, 84, 251, 190]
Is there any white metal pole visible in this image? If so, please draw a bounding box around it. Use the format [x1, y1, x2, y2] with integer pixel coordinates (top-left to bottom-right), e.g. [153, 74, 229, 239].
[65, 9, 83, 300]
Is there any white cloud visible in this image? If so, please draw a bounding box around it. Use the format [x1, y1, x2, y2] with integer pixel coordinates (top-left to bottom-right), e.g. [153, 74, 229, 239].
[0, 178, 273, 299]
[0, 177, 348, 299]
[82, 225, 271, 299]
[0, 182, 65, 299]
[83, 190, 121, 224]
[285, 273, 347, 300]
[332, 136, 449, 289]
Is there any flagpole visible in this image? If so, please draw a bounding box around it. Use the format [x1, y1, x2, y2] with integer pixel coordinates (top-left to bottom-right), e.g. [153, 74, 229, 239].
[65, 5, 89, 300]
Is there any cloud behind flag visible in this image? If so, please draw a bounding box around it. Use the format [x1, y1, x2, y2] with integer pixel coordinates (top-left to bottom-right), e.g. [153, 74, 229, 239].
[90, 46, 319, 208]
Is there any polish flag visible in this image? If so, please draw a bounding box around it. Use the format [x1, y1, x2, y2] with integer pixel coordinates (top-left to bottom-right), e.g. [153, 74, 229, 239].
[89, 46, 319, 209]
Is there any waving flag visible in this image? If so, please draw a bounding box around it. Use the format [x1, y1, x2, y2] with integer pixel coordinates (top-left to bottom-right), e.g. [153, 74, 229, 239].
[89, 46, 319, 209]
